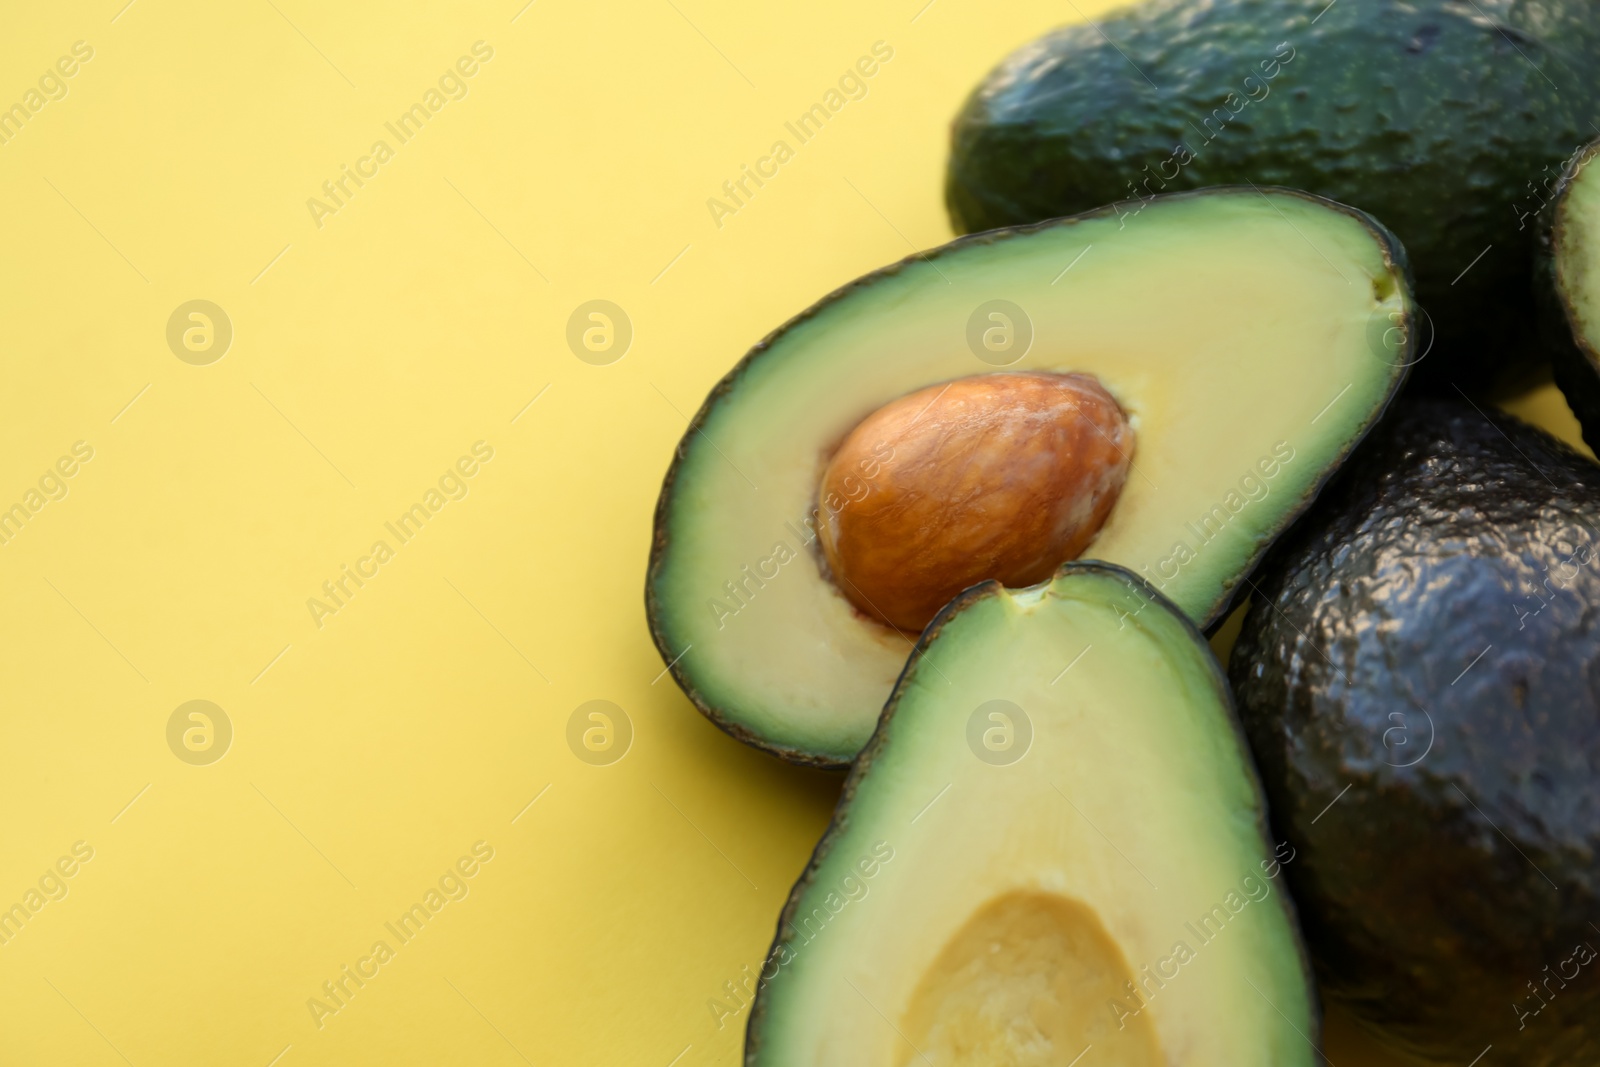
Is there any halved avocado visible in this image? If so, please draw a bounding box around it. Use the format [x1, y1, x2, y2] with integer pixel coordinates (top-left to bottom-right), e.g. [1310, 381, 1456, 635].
[1540, 137, 1600, 453]
[744, 564, 1317, 1066]
[648, 187, 1413, 765]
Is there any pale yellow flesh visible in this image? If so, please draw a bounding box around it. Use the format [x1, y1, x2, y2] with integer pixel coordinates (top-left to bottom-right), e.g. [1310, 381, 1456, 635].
[749, 575, 1314, 1066]
[899, 890, 1163, 1066]
[748, 575, 1312, 1067]
[1559, 150, 1600, 346]
[656, 191, 1405, 761]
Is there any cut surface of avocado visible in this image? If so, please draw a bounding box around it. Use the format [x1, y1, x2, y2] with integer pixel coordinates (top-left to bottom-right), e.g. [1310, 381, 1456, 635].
[1542, 138, 1600, 452]
[744, 563, 1316, 1067]
[648, 187, 1412, 764]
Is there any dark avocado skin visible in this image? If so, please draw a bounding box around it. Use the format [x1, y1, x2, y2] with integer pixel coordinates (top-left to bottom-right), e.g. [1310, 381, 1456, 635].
[1230, 398, 1600, 1064]
[1538, 137, 1600, 453]
[946, 0, 1600, 390]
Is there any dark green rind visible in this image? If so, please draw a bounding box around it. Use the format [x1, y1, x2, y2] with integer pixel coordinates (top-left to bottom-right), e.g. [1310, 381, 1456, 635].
[1230, 398, 1600, 1064]
[1538, 137, 1600, 454]
[946, 0, 1600, 390]
[646, 186, 1415, 768]
[742, 561, 1320, 1064]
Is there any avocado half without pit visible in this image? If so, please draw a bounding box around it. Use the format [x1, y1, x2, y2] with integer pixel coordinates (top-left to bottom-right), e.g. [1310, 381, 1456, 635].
[745, 564, 1317, 1066]
[647, 187, 1415, 765]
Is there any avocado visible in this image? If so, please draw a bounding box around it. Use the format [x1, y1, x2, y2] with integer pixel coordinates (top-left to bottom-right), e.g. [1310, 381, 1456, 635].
[1538, 136, 1600, 453]
[1229, 397, 1600, 1064]
[946, 0, 1600, 389]
[648, 186, 1413, 765]
[744, 563, 1317, 1066]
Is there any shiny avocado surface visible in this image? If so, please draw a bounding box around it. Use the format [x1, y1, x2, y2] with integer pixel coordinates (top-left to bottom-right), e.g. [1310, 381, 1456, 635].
[1230, 397, 1600, 1064]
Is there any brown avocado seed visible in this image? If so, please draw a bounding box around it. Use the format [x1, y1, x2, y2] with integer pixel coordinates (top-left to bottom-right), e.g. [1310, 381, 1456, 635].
[817, 371, 1134, 632]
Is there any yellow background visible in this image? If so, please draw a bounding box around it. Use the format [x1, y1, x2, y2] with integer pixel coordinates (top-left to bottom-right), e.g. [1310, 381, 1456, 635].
[0, 1, 1582, 1063]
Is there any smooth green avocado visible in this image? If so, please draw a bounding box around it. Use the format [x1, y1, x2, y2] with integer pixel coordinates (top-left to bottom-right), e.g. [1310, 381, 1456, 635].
[1230, 398, 1600, 1064]
[946, 0, 1600, 389]
[648, 187, 1413, 765]
[744, 563, 1316, 1067]
[1538, 135, 1600, 452]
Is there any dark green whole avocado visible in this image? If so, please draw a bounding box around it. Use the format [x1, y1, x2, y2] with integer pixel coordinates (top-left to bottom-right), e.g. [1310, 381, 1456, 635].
[947, 0, 1600, 390]
[1537, 135, 1600, 453]
[1230, 397, 1600, 1065]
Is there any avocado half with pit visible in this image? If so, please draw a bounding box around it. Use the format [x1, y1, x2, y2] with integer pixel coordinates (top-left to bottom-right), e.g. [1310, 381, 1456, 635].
[745, 563, 1316, 1065]
[647, 187, 1414, 765]
[1540, 135, 1600, 453]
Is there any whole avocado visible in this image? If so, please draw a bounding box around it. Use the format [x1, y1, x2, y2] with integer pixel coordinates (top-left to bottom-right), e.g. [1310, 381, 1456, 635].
[1229, 397, 1600, 1064]
[946, 0, 1600, 389]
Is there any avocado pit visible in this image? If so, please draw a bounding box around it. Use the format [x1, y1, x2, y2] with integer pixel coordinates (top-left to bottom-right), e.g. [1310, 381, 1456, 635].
[818, 371, 1133, 631]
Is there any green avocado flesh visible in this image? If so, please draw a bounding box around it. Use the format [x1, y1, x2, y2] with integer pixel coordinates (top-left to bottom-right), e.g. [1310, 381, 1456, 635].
[946, 0, 1600, 388]
[648, 188, 1411, 765]
[1542, 138, 1600, 453]
[745, 565, 1316, 1067]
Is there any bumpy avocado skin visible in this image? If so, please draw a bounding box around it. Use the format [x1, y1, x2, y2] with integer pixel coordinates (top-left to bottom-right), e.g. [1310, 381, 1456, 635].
[1229, 398, 1600, 1064]
[1538, 138, 1600, 453]
[947, 0, 1599, 389]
